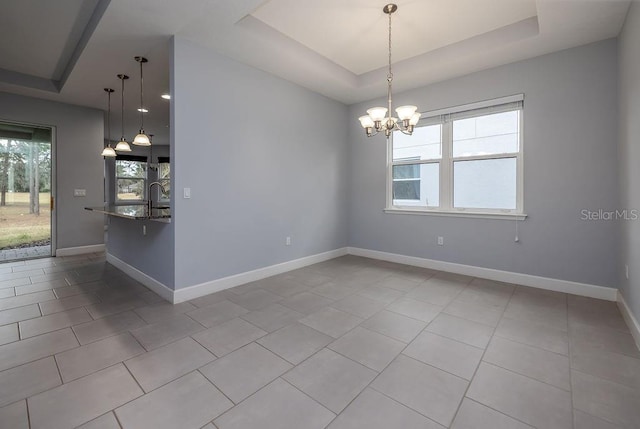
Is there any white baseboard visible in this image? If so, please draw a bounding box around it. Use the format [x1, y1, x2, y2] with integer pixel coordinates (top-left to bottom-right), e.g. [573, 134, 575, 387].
[173, 247, 349, 303]
[106, 253, 174, 303]
[347, 247, 617, 301]
[617, 292, 640, 351]
[56, 244, 105, 257]
[107, 243, 620, 312]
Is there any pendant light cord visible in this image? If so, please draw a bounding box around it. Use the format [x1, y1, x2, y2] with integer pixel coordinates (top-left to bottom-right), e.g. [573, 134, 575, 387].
[107, 91, 111, 143]
[121, 77, 125, 139]
[139, 60, 144, 129]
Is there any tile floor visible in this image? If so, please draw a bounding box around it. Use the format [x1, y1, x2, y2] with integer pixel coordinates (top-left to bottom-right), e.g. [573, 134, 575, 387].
[0, 253, 638, 428]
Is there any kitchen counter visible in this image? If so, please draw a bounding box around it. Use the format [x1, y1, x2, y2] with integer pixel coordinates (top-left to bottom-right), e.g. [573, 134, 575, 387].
[84, 205, 171, 223]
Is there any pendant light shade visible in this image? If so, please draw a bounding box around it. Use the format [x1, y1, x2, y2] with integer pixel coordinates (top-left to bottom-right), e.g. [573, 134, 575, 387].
[115, 139, 131, 151]
[116, 74, 131, 152]
[102, 88, 116, 157]
[133, 56, 151, 146]
[133, 132, 150, 146]
[101, 146, 116, 157]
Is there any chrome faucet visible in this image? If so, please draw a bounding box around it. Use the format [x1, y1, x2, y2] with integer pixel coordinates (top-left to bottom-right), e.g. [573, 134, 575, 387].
[147, 181, 166, 214]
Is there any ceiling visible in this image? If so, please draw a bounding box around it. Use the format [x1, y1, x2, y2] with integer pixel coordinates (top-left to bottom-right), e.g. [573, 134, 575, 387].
[0, 0, 632, 146]
[252, 0, 539, 75]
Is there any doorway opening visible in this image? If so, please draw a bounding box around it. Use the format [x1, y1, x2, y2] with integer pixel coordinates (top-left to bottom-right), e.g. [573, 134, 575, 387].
[0, 121, 54, 262]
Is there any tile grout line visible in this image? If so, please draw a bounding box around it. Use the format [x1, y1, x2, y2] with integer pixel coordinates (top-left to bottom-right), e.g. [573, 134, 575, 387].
[461, 396, 536, 429]
[25, 398, 32, 429]
[122, 360, 147, 396]
[112, 411, 124, 429]
[278, 376, 338, 423]
[52, 353, 65, 387]
[491, 329, 569, 356]
[196, 368, 237, 407]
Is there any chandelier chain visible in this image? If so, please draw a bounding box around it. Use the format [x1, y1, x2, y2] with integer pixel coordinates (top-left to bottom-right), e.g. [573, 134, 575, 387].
[387, 6, 393, 121]
[387, 8, 393, 81]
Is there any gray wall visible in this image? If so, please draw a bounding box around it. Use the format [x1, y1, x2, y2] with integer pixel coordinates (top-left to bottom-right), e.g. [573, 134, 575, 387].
[348, 39, 619, 288]
[107, 216, 174, 288]
[619, 3, 640, 320]
[172, 37, 349, 289]
[104, 143, 174, 288]
[0, 92, 104, 250]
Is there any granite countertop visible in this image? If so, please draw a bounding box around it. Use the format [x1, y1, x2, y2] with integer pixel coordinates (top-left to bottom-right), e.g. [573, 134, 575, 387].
[85, 205, 171, 223]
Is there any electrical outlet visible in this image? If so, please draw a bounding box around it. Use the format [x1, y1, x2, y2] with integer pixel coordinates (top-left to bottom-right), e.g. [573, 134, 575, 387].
[286, 236, 291, 246]
[437, 236, 444, 246]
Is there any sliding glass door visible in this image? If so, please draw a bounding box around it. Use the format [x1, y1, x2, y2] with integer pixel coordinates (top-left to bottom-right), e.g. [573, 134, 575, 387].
[0, 121, 54, 261]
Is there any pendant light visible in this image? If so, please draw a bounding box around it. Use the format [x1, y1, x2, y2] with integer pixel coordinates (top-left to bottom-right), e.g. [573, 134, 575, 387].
[358, 4, 420, 138]
[101, 88, 116, 157]
[133, 56, 151, 146]
[115, 74, 131, 152]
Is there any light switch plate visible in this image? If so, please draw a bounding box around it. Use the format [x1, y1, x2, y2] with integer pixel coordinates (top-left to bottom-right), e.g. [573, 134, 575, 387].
[74, 189, 86, 197]
[183, 187, 191, 199]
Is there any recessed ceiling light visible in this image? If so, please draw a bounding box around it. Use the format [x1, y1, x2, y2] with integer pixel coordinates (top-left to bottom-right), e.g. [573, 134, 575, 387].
[161, 94, 171, 100]
[137, 108, 149, 113]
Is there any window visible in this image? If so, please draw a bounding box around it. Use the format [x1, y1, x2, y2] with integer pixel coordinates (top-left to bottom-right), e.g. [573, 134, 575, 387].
[387, 95, 523, 216]
[158, 156, 170, 202]
[115, 155, 147, 202]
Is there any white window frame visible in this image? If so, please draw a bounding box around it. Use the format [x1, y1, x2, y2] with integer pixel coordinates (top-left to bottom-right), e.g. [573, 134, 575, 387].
[385, 94, 526, 220]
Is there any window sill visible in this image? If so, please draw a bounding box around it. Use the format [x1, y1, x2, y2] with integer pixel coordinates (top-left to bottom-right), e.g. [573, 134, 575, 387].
[384, 207, 527, 220]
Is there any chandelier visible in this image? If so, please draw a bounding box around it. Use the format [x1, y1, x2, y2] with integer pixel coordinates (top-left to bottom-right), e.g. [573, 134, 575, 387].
[359, 4, 420, 138]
